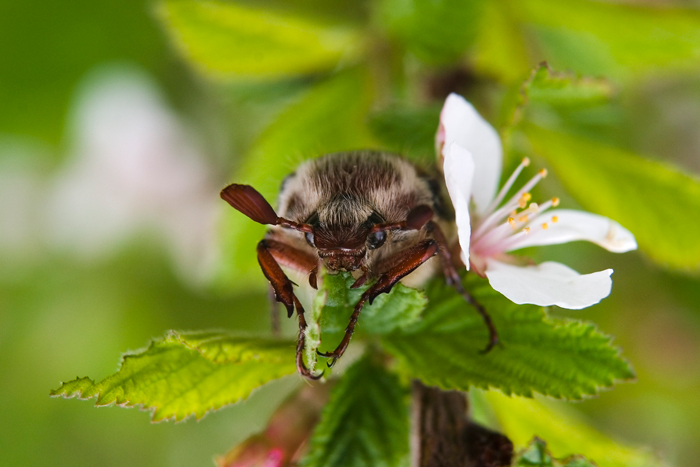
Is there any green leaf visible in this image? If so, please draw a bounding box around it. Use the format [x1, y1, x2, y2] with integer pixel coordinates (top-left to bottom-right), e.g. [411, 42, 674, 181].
[518, 0, 700, 80]
[368, 106, 441, 164]
[513, 438, 596, 467]
[216, 69, 376, 291]
[157, 0, 362, 78]
[521, 63, 613, 109]
[303, 271, 427, 375]
[525, 124, 700, 270]
[51, 333, 297, 421]
[301, 356, 410, 467]
[486, 392, 661, 467]
[376, 0, 487, 65]
[382, 276, 634, 399]
[173, 330, 294, 364]
[319, 272, 426, 336]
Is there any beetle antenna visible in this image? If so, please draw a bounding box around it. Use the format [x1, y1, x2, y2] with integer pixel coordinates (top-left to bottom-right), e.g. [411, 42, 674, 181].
[221, 184, 312, 232]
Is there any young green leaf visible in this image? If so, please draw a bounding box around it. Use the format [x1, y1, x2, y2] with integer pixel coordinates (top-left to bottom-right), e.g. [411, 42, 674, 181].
[157, 0, 361, 78]
[216, 69, 376, 291]
[486, 392, 661, 467]
[301, 356, 410, 467]
[525, 124, 700, 271]
[518, 0, 700, 80]
[318, 272, 426, 336]
[51, 333, 297, 422]
[382, 276, 634, 399]
[303, 271, 427, 375]
[513, 437, 596, 467]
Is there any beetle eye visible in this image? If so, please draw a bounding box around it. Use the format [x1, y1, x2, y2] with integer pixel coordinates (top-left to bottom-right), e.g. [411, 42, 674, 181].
[305, 232, 316, 247]
[367, 230, 386, 250]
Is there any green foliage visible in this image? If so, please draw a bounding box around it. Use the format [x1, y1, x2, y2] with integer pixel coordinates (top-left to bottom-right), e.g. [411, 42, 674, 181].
[157, 0, 361, 78]
[376, 0, 486, 65]
[382, 276, 634, 399]
[51, 333, 296, 421]
[302, 356, 410, 467]
[486, 392, 660, 467]
[518, 0, 700, 80]
[318, 272, 426, 336]
[173, 330, 294, 364]
[526, 124, 700, 270]
[472, 1, 530, 83]
[521, 63, 613, 109]
[513, 437, 595, 467]
[303, 271, 427, 375]
[368, 106, 441, 163]
[216, 69, 376, 290]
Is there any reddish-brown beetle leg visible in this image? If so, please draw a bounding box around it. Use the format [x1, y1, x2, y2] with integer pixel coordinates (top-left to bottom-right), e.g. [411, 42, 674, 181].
[317, 239, 439, 368]
[428, 221, 500, 353]
[257, 240, 321, 379]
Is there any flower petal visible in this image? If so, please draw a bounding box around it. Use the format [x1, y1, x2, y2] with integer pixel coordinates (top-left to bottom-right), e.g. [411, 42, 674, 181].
[485, 259, 613, 309]
[444, 143, 475, 269]
[437, 93, 502, 215]
[507, 209, 637, 253]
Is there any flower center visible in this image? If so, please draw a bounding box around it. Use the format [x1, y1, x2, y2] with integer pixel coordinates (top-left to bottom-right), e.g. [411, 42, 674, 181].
[470, 158, 560, 265]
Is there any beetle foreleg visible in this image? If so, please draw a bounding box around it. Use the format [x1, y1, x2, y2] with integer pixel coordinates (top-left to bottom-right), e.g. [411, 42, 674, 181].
[428, 221, 500, 353]
[257, 239, 321, 379]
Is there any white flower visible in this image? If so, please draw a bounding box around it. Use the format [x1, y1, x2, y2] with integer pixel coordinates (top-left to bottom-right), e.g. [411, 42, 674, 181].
[437, 93, 637, 309]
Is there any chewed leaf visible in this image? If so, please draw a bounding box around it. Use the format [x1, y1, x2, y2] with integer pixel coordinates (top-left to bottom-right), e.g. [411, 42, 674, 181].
[51, 334, 296, 422]
[303, 270, 427, 375]
[382, 276, 634, 400]
[158, 0, 361, 78]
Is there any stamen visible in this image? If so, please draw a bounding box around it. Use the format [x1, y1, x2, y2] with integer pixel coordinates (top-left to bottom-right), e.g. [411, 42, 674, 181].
[539, 168, 548, 177]
[508, 217, 516, 229]
[510, 210, 518, 217]
[483, 158, 532, 217]
[523, 227, 531, 234]
[552, 215, 559, 223]
[542, 223, 549, 230]
[527, 202, 539, 213]
[518, 193, 532, 208]
[518, 215, 529, 223]
[552, 197, 560, 207]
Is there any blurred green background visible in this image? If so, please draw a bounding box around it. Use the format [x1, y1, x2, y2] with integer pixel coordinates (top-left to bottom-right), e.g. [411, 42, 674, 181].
[2, 0, 700, 466]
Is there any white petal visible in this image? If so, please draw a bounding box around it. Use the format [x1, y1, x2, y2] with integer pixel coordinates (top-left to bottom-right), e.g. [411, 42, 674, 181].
[438, 93, 502, 215]
[485, 259, 613, 309]
[444, 143, 475, 269]
[507, 209, 637, 253]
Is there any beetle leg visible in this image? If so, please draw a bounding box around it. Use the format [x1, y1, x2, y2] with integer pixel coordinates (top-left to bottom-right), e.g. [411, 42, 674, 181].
[427, 221, 500, 353]
[317, 239, 439, 367]
[257, 239, 321, 379]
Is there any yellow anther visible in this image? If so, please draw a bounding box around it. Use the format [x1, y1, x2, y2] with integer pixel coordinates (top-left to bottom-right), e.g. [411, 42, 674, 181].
[508, 217, 516, 229]
[523, 227, 531, 234]
[522, 157, 531, 167]
[542, 222, 549, 230]
[510, 210, 518, 217]
[552, 197, 560, 207]
[539, 168, 548, 178]
[518, 192, 532, 208]
[518, 215, 529, 223]
[552, 215, 559, 223]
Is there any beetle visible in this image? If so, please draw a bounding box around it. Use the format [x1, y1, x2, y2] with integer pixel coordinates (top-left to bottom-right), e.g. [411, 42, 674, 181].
[221, 151, 498, 379]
